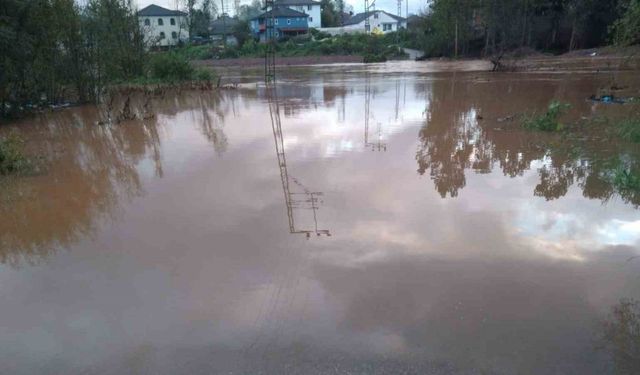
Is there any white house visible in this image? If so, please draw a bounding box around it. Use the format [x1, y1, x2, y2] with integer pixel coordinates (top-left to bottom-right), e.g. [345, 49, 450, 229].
[138, 4, 189, 47]
[274, 0, 321, 28]
[321, 10, 406, 35]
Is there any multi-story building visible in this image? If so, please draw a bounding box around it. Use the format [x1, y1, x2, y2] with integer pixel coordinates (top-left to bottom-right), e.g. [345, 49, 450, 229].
[138, 4, 189, 47]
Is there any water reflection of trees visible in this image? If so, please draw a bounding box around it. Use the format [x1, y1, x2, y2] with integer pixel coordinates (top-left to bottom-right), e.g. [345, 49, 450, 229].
[0, 90, 234, 266]
[600, 299, 640, 375]
[415, 78, 640, 206]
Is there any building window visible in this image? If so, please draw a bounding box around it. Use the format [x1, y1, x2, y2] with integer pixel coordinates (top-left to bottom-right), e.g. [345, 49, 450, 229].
[383, 23, 392, 31]
[170, 18, 175, 25]
[144, 19, 150, 26]
[287, 19, 291, 25]
[172, 31, 177, 39]
[275, 19, 278, 25]
[159, 31, 165, 39]
[275, 31, 279, 37]
[374, 12, 379, 19]
[309, 16, 312, 22]
[158, 18, 163, 25]
[307, 5, 312, 10]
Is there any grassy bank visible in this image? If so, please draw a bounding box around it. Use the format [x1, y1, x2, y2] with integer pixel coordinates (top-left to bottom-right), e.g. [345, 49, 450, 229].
[123, 52, 215, 84]
[0, 134, 30, 176]
[177, 32, 408, 62]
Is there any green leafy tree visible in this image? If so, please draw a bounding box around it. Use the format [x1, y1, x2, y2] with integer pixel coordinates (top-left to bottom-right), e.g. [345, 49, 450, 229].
[611, 0, 640, 45]
[236, 0, 262, 20]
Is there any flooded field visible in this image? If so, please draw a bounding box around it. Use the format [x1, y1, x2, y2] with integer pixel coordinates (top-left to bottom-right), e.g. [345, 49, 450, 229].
[1, 62, 640, 374]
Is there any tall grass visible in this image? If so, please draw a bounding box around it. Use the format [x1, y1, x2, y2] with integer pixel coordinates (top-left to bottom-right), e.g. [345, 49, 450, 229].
[617, 117, 640, 143]
[0, 134, 29, 175]
[523, 101, 571, 132]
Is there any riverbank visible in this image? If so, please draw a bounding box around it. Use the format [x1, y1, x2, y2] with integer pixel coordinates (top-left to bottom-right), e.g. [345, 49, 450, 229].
[497, 46, 640, 72]
[196, 55, 364, 68]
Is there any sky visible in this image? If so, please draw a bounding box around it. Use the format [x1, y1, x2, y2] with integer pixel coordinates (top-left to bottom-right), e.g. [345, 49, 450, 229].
[136, 0, 429, 18]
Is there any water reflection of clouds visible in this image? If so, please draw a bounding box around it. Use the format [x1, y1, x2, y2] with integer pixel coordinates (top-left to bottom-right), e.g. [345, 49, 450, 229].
[274, 79, 426, 159]
[2, 65, 640, 374]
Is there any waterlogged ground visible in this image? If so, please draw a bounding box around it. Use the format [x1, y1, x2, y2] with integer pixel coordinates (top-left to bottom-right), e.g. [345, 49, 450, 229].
[1, 62, 640, 374]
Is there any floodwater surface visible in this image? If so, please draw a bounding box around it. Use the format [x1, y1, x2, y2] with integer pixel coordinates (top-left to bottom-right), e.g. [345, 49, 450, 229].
[1, 62, 639, 375]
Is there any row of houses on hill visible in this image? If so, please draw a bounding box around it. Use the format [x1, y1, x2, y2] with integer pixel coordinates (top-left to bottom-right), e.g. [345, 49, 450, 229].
[137, 2, 406, 47]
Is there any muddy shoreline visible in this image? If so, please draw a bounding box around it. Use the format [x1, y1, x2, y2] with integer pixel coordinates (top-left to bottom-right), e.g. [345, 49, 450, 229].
[196, 55, 364, 67]
[197, 46, 640, 72]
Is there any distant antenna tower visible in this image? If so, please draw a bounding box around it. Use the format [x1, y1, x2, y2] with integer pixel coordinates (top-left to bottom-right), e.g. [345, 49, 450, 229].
[233, 0, 240, 14]
[397, 0, 401, 17]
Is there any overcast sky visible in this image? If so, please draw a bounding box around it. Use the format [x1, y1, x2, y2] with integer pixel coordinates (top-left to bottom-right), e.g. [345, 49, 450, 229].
[136, 0, 429, 17]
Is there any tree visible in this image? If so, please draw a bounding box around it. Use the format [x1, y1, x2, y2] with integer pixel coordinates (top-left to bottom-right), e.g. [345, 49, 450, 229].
[191, 0, 215, 37]
[320, 0, 339, 27]
[0, 0, 146, 117]
[236, 0, 262, 21]
[611, 0, 640, 45]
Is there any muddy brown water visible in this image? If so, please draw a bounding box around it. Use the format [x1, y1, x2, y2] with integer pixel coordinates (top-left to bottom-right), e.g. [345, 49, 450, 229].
[1, 62, 640, 374]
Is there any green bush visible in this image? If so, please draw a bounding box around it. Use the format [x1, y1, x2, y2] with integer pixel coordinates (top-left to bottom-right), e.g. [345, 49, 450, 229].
[195, 68, 215, 81]
[309, 28, 331, 40]
[0, 133, 29, 175]
[610, 0, 640, 46]
[523, 101, 571, 131]
[617, 117, 640, 143]
[176, 44, 213, 60]
[149, 53, 195, 81]
[209, 33, 406, 60]
[363, 54, 387, 63]
[613, 166, 640, 192]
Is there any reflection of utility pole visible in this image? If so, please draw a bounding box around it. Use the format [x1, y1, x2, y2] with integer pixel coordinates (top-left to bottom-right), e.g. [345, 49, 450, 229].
[395, 79, 400, 120]
[363, 74, 386, 151]
[266, 84, 331, 238]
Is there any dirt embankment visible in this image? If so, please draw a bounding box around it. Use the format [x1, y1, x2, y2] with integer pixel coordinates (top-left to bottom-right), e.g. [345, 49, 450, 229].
[498, 46, 640, 72]
[195, 55, 363, 68]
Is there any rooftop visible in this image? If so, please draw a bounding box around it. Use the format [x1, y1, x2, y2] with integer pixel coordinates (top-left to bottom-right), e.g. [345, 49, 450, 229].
[138, 4, 187, 17]
[252, 7, 309, 20]
[343, 10, 406, 26]
[275, 0, 321, 5]
[210, 15, 240, 34]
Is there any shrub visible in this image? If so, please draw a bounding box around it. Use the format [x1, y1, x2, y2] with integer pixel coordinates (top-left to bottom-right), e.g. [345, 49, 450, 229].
[363, 54, 387, 63]
[309, 28, 331, 40]
[0, 133, 29, 175]
[617, 117, 640, 143]
[195, 68, 215, 81]
[177, 45, 213, 60]
[523, 101, 571, 131]
[613, 166, 640, 191]
[149, 53, 195, 81]
[610, 0, 640, 46]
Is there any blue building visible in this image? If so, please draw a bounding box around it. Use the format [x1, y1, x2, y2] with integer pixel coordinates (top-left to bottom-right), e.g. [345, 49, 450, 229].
[250, 7, 309, 42]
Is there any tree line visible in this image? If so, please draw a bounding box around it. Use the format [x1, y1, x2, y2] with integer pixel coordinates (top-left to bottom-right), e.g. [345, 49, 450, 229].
[412, 0, 640, 57]
[0, 0, 145, 118]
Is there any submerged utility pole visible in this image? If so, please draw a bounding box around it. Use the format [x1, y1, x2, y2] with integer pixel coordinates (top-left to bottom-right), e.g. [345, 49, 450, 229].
[265, 0, 276, 82]
[364, 0, 370, 33]
[220, 0, 227, 46]
[363, 0, 376, 33]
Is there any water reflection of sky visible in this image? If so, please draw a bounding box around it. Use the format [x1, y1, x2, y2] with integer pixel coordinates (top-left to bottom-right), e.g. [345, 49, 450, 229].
[1, 64, 639, 374]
